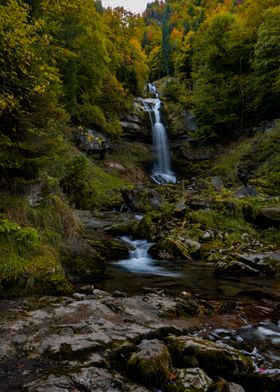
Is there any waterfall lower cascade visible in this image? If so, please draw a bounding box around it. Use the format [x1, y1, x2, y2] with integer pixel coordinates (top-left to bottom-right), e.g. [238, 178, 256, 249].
[115, 236, 180, 277]
[143, 84, 176, 184]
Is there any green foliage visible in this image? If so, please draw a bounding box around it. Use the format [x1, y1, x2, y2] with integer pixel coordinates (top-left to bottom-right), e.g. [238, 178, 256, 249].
[0, 0, 67, 187]
[144, 0, 280, 139]
[192, 12, 247, 138]
[251, 5, 280, 119]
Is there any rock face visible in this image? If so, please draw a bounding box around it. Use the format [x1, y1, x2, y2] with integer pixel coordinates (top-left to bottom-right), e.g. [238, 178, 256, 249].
[60, 236, 106, 282]
[127, 339, 172, 388]
[120, 100, 150, 142]
[122, 186, 162, 212]
[215, 253, 276, 277]
[166, 336, 254, 379]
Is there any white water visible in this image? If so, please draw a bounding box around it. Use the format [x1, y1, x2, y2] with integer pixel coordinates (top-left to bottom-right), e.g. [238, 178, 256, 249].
[142, 84, 176, 184]
[115, 236, 181, 277]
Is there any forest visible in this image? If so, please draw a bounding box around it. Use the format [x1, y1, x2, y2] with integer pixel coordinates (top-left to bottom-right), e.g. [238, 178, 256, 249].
[0, 1, 280, 391]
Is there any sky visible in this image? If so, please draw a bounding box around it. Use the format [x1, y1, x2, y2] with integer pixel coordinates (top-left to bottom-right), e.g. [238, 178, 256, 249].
[101, 0, 149, 14]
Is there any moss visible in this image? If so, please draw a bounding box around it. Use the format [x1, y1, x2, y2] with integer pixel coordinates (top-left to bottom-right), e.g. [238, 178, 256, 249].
[0, 194, 78, 297]
[191, 209, 254, 236]
[166, 336, 254, 379]
[109, 141, 151, 170]
[0, 245, 72, 298]
[127, 340, 172, 388]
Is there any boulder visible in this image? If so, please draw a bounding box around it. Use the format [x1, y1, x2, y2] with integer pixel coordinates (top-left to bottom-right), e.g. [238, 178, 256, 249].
[83, 231, 131, 260]
[211, 176, 223, 191]
[122, 186, 162, 212]
[166, 336, 254, 379]
[215, 253, 276, 277]
[150, 232, 201, 260]
[60, 236, 106, 283]
[235, 185, 259, 198]
[265, 251, 280, 273]
[258, 207, 280, 225]
[164, 368, 212, 392]
[127, 339, 172, 388]
[73, 127, 109, 156]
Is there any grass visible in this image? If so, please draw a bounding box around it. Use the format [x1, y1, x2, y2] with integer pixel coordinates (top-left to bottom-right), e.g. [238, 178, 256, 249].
[212, 139, 252, 181]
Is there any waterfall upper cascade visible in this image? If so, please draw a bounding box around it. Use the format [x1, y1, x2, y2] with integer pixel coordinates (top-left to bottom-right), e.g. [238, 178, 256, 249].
[143, 83, 176, 184]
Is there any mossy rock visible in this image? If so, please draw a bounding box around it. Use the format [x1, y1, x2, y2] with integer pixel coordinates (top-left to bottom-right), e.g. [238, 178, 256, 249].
[134, 211, 164, 240]
[0, 246, 72, 298]
[163, 230, 202, 260]
[122, 186, 162, 213]
[127, 339, 172, 388]
[60, 236, 106, 283]
[166, 336, 254, 379]
[164, 368, 212, 392]
[83, 231, 131, 260]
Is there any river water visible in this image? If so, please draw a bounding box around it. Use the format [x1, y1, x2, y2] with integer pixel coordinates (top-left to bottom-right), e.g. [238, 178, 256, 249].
[96, 237, 280, 371]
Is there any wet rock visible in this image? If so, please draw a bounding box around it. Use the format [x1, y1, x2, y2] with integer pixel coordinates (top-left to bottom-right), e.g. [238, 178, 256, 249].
[127, 339, 172, 387]
[215, 253, 276, 277]
[60, 236, 106, 283]
[122, 186, 162, 212]
[235, 185, 259, 198]
[23, 367, 149, 392]
[166, 336, 254, 379]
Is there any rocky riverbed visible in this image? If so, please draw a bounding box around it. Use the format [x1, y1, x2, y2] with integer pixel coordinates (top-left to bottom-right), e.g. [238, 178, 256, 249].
[1, 277, 279, 392]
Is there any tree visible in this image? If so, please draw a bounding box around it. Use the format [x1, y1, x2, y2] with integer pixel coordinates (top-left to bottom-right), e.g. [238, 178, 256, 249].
[0, 0, 66, 187]
[191, 13, 248, 138]
[251, 6, 280, 119]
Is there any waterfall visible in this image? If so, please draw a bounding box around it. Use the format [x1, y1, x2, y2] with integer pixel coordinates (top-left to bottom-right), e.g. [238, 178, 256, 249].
[142, 84, 176, 184]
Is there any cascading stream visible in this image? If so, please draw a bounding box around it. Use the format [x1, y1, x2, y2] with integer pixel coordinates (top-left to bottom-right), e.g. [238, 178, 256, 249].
[142, 84, 176, 184]
[114, 236, 181, 277]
